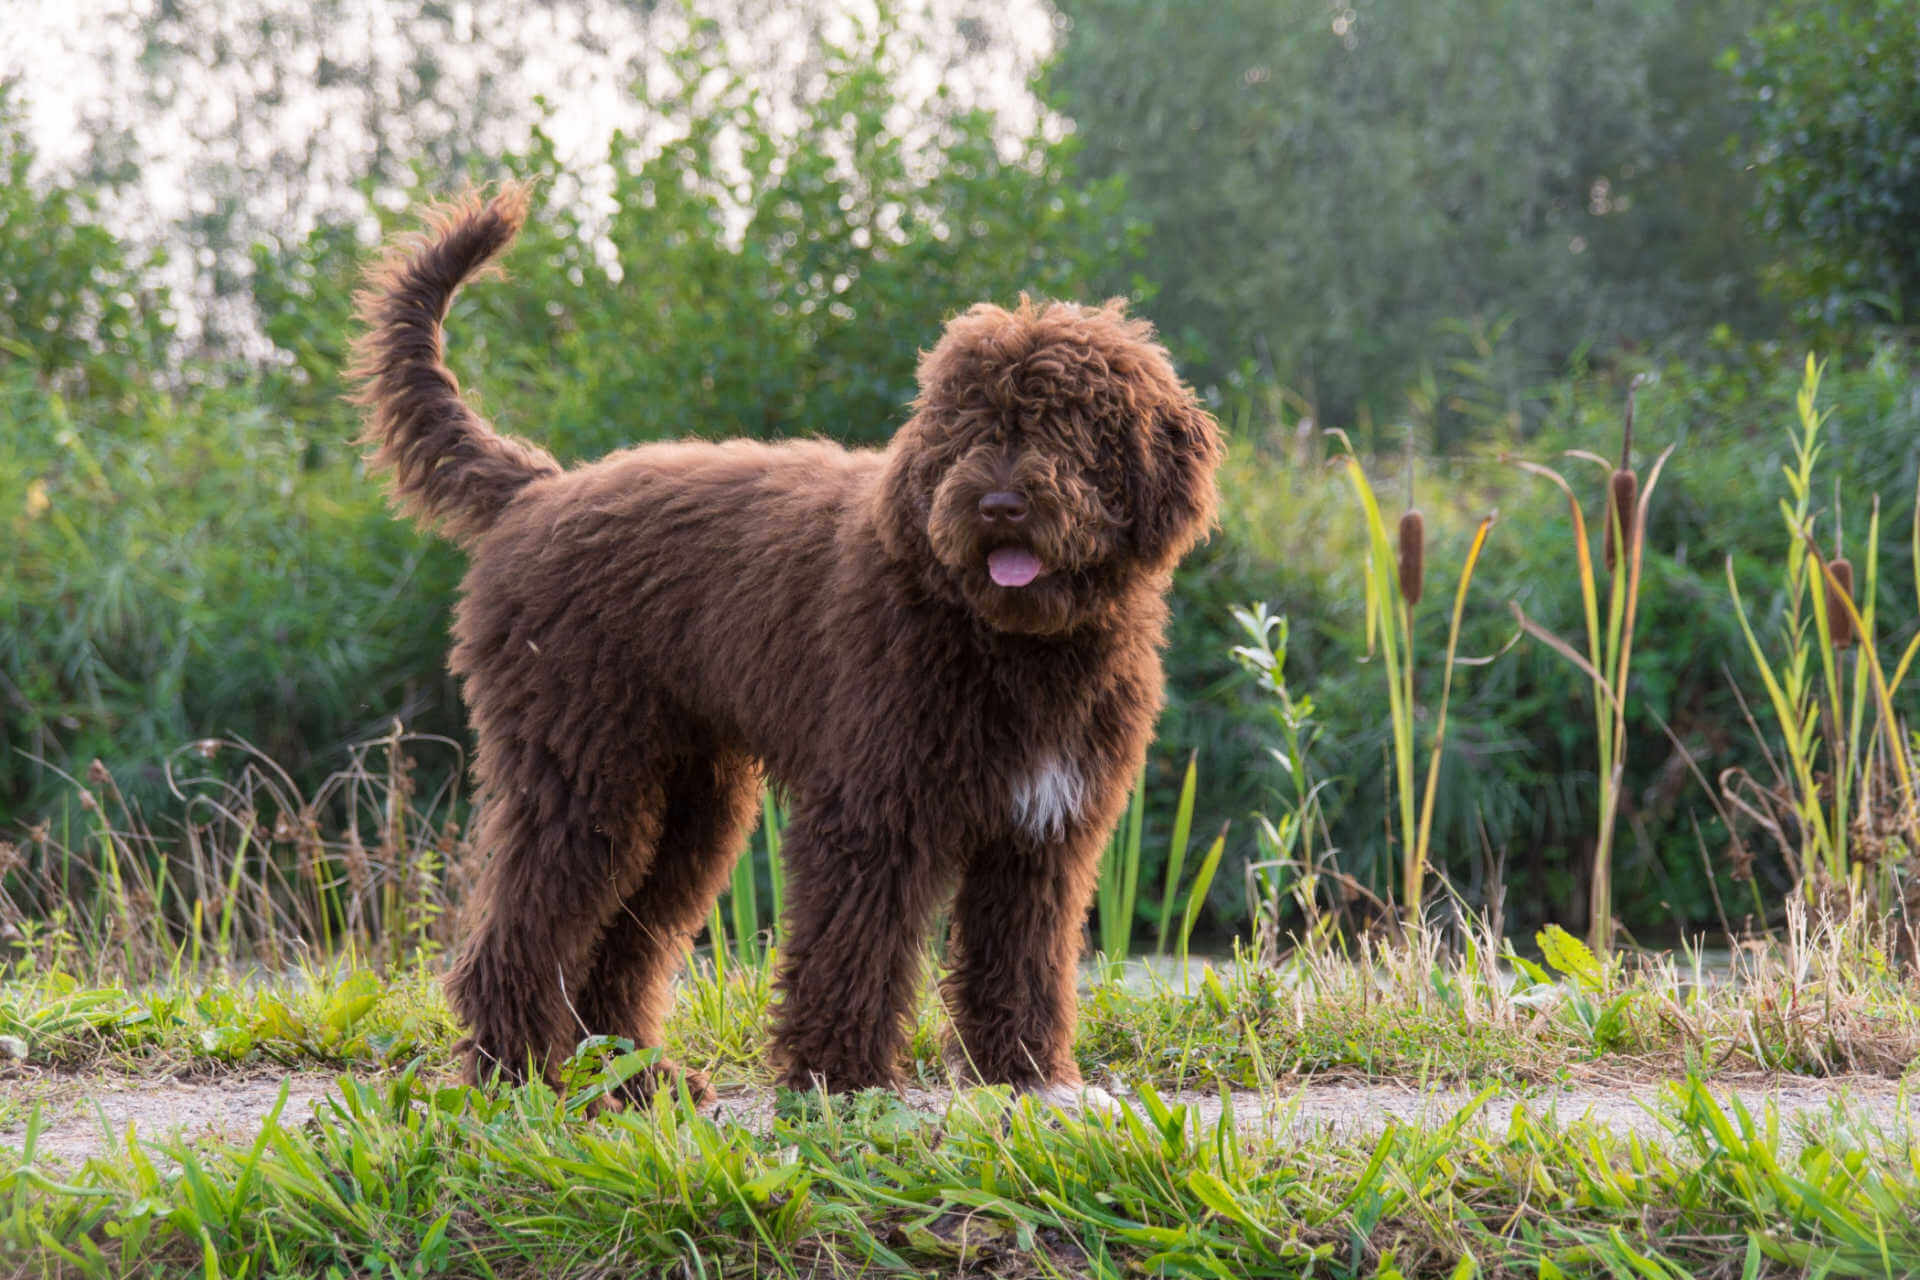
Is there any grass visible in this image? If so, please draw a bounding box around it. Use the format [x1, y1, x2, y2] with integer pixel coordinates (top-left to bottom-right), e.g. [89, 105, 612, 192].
[2, 773, 1919, 1276]
[4, 1070, 1918, 1279]
[4, 911, 1918, 1090]
[0, 946, 1916, 1277]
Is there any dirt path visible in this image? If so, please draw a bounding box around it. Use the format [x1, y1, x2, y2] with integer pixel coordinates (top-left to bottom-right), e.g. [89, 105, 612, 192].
[0, 1071, 342, 1165]
[1, 1070, 1912, 1166]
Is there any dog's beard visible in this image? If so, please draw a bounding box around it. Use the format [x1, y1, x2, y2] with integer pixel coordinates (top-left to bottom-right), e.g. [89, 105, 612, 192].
[959, 558, 1079, 635]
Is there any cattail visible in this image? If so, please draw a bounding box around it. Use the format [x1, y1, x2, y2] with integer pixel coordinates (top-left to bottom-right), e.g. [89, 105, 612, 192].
[1825, 557, 1856, 650]
[1604, 377, 1644, 575]
[1397, 508, 1425, 607]
[1603, 468, 1638, 574]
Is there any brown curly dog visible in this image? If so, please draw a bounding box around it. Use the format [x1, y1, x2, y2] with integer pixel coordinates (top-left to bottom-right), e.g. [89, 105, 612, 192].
[348, 184, 1223, 1105]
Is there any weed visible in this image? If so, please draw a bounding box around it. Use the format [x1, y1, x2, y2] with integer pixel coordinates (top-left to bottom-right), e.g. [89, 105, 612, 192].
[1512, 378, 1674, 956]
[1329, 430, 1498, 927]
[1229, 603, 1383, 956]
[2, 730, 468, 983]
[1723, 357, 1919, 950]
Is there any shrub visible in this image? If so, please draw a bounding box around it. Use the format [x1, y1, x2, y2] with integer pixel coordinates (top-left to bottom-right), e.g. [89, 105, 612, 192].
[1727, 0, 1920, 327]
[1172, 339, 1918, 940]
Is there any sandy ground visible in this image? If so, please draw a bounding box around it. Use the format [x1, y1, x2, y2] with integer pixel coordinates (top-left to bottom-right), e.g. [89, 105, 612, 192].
[0, 1071, 343, 1165]
[1, 1068, 1912, 1166]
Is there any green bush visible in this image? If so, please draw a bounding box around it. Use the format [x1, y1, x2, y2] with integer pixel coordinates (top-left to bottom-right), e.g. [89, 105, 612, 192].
[1168, 336, 1919, 939]
[0, 365, 464, 813]
[1727, 0, 1920, 327]
[1045, 0, 1772, 430]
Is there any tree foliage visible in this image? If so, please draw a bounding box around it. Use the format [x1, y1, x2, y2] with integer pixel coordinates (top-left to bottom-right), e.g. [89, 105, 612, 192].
[0, 88, 171, 399]
[254, 17, 1135, 459]
[13, 0, 1051, 355]
[1046, 0, 1771, 432]
[1727, 0, 1920, 326]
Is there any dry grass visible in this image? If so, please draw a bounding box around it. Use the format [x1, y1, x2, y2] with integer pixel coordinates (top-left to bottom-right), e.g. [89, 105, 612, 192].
[1, 726, 470, 981]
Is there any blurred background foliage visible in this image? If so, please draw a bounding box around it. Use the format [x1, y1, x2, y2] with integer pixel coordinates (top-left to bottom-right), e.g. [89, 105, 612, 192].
[3, 0, 1916, 944]
[1047, 0, 1774, 433]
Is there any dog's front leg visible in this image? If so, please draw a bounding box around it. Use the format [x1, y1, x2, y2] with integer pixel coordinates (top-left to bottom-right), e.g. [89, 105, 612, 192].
[769, 801, 946, 1093]
[941, 826, 1106, 1093]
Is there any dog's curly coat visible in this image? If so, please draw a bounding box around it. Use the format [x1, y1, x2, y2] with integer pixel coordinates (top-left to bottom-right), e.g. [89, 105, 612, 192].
[349, 184, 1224, 1102]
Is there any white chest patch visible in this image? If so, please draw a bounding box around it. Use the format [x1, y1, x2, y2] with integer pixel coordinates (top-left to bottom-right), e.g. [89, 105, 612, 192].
[1011, 755, 1087, 842]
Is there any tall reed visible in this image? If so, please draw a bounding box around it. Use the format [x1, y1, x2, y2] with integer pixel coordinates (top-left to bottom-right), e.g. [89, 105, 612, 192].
[0, 728, 468, 981]
[1331, 430, 1496, 927]
[1511, 378, 1672, 956]
[1724, 356, 1919, 937]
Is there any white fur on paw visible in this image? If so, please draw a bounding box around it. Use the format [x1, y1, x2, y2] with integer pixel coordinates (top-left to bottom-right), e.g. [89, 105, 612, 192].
[1012, 755, 1086, 842]
[1031, 1082, 1121, 1116]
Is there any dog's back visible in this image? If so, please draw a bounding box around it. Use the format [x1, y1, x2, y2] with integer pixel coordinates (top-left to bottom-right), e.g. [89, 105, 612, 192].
[459, 435, 892, 753]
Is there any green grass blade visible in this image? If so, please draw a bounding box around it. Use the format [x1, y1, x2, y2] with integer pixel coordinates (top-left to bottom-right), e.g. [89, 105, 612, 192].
[1118, 763, 1146, 963]
[1153, 752, 1198, 955]
[1177, 824, 1228, 990]
[1412, 513, 1495, 896]
[729, 842, 758, 965]
[762, 790, 785, 947]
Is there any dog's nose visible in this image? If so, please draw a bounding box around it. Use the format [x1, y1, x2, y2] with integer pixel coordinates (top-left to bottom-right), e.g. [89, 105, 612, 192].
[978, 490, 1029, 523]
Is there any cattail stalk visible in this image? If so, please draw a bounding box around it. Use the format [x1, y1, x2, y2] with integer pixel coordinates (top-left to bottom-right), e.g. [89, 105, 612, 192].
[1603, 468, 1638, 574]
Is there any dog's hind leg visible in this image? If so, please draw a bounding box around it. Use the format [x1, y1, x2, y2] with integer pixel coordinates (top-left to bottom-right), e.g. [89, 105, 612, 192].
[443, 719, 669, 1092]
[572, 751, 762, 1107]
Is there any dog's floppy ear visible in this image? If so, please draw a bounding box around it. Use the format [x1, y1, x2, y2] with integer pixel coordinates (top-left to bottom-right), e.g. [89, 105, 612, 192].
[873, 423, 930, 562]
[1132, 393, 1225, 572]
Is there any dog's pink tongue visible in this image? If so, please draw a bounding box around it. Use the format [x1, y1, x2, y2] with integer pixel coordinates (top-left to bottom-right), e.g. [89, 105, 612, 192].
[988, 547, 1044, 588]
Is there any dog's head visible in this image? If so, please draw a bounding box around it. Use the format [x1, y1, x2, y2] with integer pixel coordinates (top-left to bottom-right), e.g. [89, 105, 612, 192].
[874, 298, 1223, 635]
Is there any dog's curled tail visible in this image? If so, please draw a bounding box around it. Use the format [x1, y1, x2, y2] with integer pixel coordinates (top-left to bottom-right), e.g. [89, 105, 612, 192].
[348, 183, 561, 545]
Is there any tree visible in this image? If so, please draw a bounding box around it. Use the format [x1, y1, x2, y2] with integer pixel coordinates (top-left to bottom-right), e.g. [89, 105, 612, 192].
[1046, 0, 1771, 433]
[4, 0, 1057, 359]
[251, 12, 1136, 457]
[0, 87, 171, 399]
[1728, 0, 1920, 327]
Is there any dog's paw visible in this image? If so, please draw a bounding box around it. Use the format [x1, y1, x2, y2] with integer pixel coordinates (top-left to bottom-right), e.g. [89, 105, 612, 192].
[589, 1059, 716, 1116]
[1026, 1081, 1123, 1118]
[638, 1060, 717, 1109]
